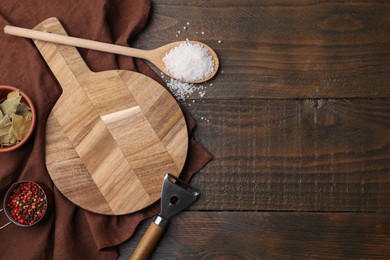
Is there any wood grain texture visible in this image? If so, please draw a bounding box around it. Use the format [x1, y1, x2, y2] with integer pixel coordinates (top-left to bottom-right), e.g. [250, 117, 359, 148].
[188, 99, 390, 212]
[130, 223, 166, 260]
[133, 0, 390, 98]
[117, 1, 390, 258]
[34, 18, 188, 215]
[119, 212, 390, 259]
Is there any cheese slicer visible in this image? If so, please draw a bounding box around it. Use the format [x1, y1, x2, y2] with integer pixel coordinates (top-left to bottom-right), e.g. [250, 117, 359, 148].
[130, 174, 200, 260]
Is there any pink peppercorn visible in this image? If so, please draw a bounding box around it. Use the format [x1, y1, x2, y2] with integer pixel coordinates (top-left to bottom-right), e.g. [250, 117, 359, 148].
[6, 182, 47, 226]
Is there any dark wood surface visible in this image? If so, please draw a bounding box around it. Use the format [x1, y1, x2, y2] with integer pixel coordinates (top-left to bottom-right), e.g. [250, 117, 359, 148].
[119, 1, 390, 259]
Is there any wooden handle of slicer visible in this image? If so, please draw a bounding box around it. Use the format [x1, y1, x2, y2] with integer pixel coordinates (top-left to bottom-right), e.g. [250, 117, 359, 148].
[130, 222, 166, 260]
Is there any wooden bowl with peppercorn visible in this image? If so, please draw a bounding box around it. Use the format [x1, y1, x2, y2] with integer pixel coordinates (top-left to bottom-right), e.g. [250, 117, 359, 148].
[0, 85, 36, 152]
[2, 181, 50, 228]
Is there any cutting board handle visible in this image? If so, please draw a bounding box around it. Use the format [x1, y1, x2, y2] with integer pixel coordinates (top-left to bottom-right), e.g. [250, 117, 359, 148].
[32, 17, 92, 82]
[130, 222, 166, 260]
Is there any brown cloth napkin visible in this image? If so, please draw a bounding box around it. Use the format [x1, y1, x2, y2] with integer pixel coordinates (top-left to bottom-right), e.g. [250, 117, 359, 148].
[0, 0, 212, 259]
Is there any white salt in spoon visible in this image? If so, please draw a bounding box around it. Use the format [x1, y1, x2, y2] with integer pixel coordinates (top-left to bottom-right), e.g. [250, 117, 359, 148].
[4, 25, 219, 84]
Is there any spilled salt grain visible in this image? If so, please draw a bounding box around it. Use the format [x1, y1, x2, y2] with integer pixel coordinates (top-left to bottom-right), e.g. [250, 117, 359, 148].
[166, 78, 197, 101]
[163, 41, 214, 82]
[165, 78, 212, 101]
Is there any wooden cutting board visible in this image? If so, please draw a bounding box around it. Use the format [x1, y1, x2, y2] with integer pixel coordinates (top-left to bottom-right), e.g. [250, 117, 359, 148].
[34, 17, 188, 215]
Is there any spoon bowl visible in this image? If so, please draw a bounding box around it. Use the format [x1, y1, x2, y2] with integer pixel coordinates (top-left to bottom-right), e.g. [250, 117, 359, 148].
[149, 40, 219, 83]
[4, 25, 219, 83]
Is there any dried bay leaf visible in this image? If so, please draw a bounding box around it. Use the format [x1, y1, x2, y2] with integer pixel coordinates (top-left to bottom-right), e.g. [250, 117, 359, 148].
[0, 135, 12, 147]
[0, 95, 21, 116]
[20, 110, 32, 121]
[11, 114, 24, 140]
[0, 89, 32, 147]
[0, 114, 11, 128]
[11, 113, 31, 141]
[0, 124, 13, 147]
[7, 90, 20, 99]
[7, 126, 17, 145]
[17, 102, 30, 113]
[0, 124, 11, 137]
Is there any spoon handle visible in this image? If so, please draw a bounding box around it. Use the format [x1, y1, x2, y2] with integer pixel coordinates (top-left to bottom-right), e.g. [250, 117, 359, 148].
[4, 25, 149, 59]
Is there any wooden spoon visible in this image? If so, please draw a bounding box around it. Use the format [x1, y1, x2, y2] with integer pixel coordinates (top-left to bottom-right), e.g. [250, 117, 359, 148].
[3, 25, 219, 83]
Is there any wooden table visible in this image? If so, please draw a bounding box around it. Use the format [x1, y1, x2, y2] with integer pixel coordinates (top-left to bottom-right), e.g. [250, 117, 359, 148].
[119, 1, 390, 258]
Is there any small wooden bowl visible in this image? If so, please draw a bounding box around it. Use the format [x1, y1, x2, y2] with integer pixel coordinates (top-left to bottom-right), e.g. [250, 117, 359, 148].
[0, 85, 36, 152]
